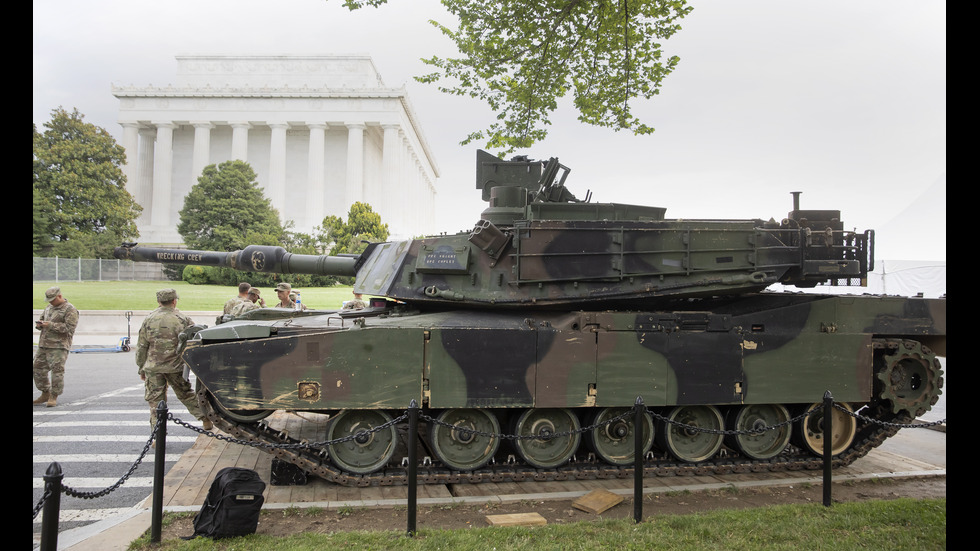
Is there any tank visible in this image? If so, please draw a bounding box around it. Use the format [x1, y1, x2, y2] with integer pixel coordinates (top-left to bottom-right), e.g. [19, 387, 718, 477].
[114, 150, 946, 485]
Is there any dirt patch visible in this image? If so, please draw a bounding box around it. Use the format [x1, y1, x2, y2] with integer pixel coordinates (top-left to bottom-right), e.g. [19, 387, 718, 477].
[160, 476, 945, 539]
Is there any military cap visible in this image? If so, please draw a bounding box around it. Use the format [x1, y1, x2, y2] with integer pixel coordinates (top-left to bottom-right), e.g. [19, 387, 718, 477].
[247, 288, 261, 297]
[44, 286, 61, 303]
[156, 288, 179, 303]
[275, 282, 292, 292]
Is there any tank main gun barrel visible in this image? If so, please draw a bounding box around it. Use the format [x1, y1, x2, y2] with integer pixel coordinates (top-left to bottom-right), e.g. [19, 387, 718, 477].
[113, 243, 360, 277]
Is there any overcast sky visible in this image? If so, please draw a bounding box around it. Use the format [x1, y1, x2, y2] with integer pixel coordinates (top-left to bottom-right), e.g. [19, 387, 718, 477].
[33, 0, 946, 262]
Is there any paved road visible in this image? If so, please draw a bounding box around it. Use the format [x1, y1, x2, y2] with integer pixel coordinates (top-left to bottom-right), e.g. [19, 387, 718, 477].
[32, 347, 206, 537]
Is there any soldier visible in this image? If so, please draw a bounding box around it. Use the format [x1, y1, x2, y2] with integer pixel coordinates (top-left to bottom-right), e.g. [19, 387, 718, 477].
[343, 292, 367, 310]
[137, 289, 212, 431]
[274, 282, 306, 310]
[33, 286, 79, 407]
[223, 282, 251, 315]
[230, 287, 263, 316]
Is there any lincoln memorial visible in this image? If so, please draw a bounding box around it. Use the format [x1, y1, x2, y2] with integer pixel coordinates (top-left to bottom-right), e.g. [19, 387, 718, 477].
[113, 55, 439, 244]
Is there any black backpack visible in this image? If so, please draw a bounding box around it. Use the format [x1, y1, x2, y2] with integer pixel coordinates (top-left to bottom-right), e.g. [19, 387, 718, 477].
[187, 467, 266, 539]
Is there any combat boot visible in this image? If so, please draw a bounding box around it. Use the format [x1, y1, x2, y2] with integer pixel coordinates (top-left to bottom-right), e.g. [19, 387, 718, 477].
[202, 418, 214, 431]
[46, 394, 58, 407]
[33, 391, 50, 405]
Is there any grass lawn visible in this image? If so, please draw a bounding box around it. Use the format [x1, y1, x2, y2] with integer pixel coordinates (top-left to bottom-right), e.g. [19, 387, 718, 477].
[32, 281, 358, 311]
[129, 497, 945, 551]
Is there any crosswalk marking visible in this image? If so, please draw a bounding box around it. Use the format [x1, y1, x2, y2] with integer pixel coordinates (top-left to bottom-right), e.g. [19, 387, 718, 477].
[34, 454, 182, 463]
[32, 507, 140, 524]
[34, 421, 206, 429]
[33, 477, 155, 489]
[34, 435, 200, 443]
[34, 409, 189, 415]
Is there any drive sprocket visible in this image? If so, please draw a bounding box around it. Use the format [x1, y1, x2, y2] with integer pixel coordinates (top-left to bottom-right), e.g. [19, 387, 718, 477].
[875, 339, 944, 417]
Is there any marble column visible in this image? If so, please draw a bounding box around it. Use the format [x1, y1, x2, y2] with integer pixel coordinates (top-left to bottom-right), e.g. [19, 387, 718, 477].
[230, 122, 251, 161]
[136, 127, 156, 226]
[120, 122, 140, 196]
[381, 124, 401, 226]
[268, 122, 288, 220]
[150, 122, 176, 228]
[191, 122, 213, 181]
[307, 123, 327, 229]
[345, 123, 365, 207]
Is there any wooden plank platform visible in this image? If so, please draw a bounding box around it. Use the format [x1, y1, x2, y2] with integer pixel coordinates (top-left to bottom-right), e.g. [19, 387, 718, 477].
[157, 413, 945, 509]
[572, 489, 623, 514]
[485, 512, 547, 526]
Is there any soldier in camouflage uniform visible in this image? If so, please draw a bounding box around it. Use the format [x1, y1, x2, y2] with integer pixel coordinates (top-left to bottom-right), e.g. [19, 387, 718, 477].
[274, 282, 306, 310]
[223, 282, 251, 315]
[230, 288, 262, 316]
[34, 286, 79, 407]
[137, 289, 212, 431]
[343, 292, 367, 310]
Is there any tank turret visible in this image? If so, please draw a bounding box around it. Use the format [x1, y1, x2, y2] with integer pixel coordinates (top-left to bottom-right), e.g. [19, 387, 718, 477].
[115, 151, 873, 308]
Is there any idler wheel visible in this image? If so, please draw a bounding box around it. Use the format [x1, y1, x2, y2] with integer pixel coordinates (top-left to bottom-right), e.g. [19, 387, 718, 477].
[512, 408, 581, 469]
[429, 409, 501, 471]
[794, 402, 857, 457]
[876, 340, 944, 417]
[656, 405, 724, 463]
[725, 404, 792, 460]
[206, 390, 273, 423]
[586, 407, 655, 466]
[326, 410, 397, 474]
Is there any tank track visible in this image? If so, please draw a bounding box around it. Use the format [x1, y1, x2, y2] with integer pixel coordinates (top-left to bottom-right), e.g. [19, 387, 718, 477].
[196, 386, 911, 487]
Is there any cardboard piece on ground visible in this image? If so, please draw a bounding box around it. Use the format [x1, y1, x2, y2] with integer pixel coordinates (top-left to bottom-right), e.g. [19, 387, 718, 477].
[485, 512, 548, 526]
[572, 489, 623, 514]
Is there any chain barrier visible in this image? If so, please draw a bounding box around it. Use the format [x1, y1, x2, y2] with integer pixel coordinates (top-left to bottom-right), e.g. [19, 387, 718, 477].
[833, 402, 946, 429]
[176, 401, 947, 456]
[32, 488, 52, 520]
[645, 406, 808, 436]
[171, 411, 409, 451]
[33, 401, 946, 518]
[420, 408, 634, 441]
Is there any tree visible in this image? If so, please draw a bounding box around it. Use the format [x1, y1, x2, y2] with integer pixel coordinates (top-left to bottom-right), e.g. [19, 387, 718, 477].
[344, 0, 692, 152]
[318, 202, 390, 256]
[33, 185, 55, 254]
[176, 161, 285, 285]
[33, 108, 142, 257]
[177, 161, 283, 251]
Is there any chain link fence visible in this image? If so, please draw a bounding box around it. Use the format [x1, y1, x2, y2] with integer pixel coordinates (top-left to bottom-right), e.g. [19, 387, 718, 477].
[33, 257, 167, 282]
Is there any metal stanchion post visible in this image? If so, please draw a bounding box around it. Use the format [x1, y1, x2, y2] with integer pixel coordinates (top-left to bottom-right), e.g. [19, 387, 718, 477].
[151, 401, 169, 543]
[822, 391, 833, 507]
[633, 396, 644, 524]
[407, 399, 419, 536]
[40, 462, 63, 551]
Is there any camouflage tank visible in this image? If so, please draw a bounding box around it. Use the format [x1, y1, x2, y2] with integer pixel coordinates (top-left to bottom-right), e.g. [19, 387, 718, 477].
[114, 150, 946, 484]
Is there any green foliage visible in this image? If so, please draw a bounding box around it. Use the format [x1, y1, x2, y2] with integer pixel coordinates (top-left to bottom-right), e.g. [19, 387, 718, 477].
[33, 108, 142, 257]
[177, 161, 283, 252]
[32, 281, 356, 311]
[176, 161, 288, 286]
[33, 185, 55, 254]
[180, 265, 211, 285]
[413, 0, 692, 153]
[318, 202, 390, 256]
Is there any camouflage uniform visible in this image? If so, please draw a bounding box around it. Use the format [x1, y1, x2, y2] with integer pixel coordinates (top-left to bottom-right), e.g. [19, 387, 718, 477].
[343, 296, 367, 310]
[223, 296, 246, 315]
[33, 288, 79, 399]
[274, 282, 306, 309]
[230, 299, 260, 316]
[137, 290, 204, 426]
[224, 283, 252, 314]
